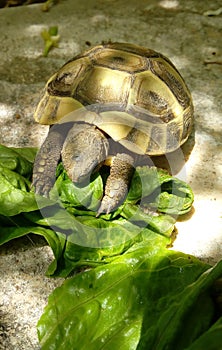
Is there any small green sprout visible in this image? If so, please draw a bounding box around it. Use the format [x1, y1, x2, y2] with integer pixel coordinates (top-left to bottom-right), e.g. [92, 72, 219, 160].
[42, 0, 59, 12]
[41, 26, 60, 57]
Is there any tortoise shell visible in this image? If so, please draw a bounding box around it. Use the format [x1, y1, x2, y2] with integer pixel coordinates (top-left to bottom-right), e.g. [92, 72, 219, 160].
[34, 42, 193, 155]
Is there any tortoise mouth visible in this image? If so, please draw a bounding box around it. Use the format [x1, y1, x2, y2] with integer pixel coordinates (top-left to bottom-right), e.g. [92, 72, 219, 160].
[71, 160, 99, 184]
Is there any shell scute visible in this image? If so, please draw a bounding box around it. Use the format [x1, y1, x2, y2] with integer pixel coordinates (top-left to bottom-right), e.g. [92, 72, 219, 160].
[91, 48, 148, 73]
[149, 59, 191, 109]
[48, 58, 91, 97]
[76, 66, 132, 106]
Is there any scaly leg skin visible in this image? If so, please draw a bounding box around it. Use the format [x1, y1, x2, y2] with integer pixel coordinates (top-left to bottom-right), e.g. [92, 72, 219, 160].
[61, 123, 109, 183]
[32, 123, 71, 196]
[97, 153, 134, 216]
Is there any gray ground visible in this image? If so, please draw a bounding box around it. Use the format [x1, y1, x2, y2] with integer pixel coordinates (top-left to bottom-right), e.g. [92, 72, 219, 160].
[0, 0, 222, 349]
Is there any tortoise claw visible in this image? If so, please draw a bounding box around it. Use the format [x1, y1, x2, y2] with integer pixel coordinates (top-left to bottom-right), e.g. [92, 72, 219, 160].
[96, 196, 118, 216]
[97, 153, 134, 216]
[32, 177, 54, 197]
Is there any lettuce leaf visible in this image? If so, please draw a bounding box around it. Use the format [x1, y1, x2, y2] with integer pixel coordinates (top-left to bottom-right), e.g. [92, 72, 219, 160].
[126, 166, 194, 215]
[55, 165, 194, 217]
[37, 246, 222, 350]
[0, 145, 39, 216]
[0, 144, 36, 175]
[185, 317, 222, 350]
[0, 145, 221, 350]
[0, 145, 193, 276]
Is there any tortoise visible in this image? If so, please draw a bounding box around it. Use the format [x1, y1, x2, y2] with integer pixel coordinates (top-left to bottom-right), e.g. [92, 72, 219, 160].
[32, 42, 193, 215]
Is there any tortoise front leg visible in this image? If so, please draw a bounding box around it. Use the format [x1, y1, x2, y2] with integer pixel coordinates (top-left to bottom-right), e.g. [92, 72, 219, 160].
[97, 153, 134, 215]
[32, 123, 71, 196]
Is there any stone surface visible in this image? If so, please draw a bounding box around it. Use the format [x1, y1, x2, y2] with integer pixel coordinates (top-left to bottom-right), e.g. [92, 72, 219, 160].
[0, 0, 222, 348]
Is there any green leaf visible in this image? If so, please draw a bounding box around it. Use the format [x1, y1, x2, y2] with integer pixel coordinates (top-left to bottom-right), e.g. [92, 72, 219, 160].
[121, 203, 176, 237]
[126, 167, 194, 215]
[37, 249, 222, 350]
[126, 166, 161, 202]
[157, 177, 194, 215]
[0, 146, 39, 216]
[0, 212, 66, 276]
[62, 217, 171, 272]
[0, 170, 38, 216]
[54, 169, 103, 211]
[10, 147, 38, 164]
[0, 145, 193, 276]
[185, 317, 222, 350]
[1, 144, 220, 350]
[0, 144, 35, 176]
[26, 203, 172, 276]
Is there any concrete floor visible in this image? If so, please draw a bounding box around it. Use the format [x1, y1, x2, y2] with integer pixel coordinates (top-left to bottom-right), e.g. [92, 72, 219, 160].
[0, 0, 222, 348]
